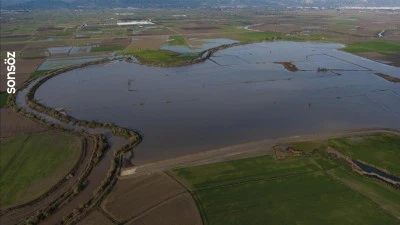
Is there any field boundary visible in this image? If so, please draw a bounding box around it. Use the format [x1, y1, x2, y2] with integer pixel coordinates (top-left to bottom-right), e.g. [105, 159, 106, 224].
[5, 59, 141, 225]
[326, 170, 400, 221]
[0, 132, 87, 211]
[165, 171, 208, 225]
[4, 36, 400, 224]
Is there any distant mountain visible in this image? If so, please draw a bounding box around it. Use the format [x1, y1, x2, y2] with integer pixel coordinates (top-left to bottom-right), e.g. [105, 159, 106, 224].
[2, 0, 400, 10]
[4, 0, 70, 9]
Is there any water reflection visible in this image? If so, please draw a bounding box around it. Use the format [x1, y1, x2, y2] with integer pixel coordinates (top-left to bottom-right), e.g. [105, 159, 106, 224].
[35, 42, 400, 164]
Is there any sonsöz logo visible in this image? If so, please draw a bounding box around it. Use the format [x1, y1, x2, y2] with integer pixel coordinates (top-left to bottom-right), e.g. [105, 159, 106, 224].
[4, 52, 16, 94]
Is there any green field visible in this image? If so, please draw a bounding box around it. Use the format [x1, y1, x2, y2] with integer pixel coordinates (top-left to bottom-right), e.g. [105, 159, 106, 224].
[172, 134, 400, 225]
[292, 133, 400, 176]
[167, 35, 187, 46]
[120, 49, 199, 64]
[233, 31, 282, 42]
[0, 92, 9, 108]
[341, 41, 400, 55]
[0, 132, 82, 207]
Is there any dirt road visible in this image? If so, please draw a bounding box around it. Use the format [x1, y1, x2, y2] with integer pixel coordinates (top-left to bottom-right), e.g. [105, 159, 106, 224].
[121, 128, 400, 177]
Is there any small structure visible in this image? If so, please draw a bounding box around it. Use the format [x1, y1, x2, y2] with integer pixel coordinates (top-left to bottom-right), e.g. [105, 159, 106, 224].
[117, 20, 154, 26]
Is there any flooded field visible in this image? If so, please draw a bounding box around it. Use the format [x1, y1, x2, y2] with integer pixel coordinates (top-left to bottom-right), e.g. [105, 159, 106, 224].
[161, 38, 238, 53]
[35, 42, 400, 164]
[38, 56, 105, 71]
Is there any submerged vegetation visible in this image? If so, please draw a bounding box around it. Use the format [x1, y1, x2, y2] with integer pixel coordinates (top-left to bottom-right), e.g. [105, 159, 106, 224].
[375, 73, 400, 83]
[119, 49, 200, 65]
[3, 8, 400, 225]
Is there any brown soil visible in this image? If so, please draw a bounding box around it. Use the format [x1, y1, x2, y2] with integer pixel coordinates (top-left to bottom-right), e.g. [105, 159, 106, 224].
[36, 26, 64, 31]
[383, 55, 400, 67]
[186, 38, 208, 47]
[375, 73, 400, 83]
[2, 34, 32, 38]
[101, 38, 131, 46]
[139, 29, 175, 36]
[101, 172, 185, 222]
[0, 43, 28, 51]
[273, 145, 303, 159]
[25, 41, 67, 49]
[126, 193, 202, 225]
[0, 109, 47, 139]
[179, 27, 221, 34]
[126, 35, 169, 50]
[182, 26, 220, 31]
[76, 210, 115, 225]
[0, 58, 45, 91]
[358, 52, 400, 67]
[326, 146, 352, 163]
[20, 49, 49, 59]
[274, 61, 299, 72]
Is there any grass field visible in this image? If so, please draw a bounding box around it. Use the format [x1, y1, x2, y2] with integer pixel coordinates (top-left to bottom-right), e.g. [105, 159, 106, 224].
[0, 131, 82, 207]
[172, 134, 400, 225]
[167, 35, 187, 46]
[292, 133, 400, 176]
[328, 167, 400, 219]
[120, 49, 199, 64]
[0, 92, 9, 108]
[341, 41, 400, 55]
[232, 31, 282, 42]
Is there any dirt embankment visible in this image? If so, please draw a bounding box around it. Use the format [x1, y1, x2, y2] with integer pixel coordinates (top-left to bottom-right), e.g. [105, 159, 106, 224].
[124, 128, 399, 177]
[274, 61, 299, 72]
[273, 145, 303, 159]
[375, 73, 400, 83]
[325, 147, 400, 186]
[358, 52, 400, 68]
[6, 56, 141, 225]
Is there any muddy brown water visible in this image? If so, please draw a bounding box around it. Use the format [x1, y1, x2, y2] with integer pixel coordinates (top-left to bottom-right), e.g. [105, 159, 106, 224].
[34, 42, 400, 165]
[42, 135, 127, 225]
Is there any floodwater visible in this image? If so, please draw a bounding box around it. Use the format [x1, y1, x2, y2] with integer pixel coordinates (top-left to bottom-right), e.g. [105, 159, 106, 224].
[353, 160, 400, 183]
[12, 77, 128, 225]
[38, 56, 104, 71]
[35, 42, 400, 164]
[161, 38, 238, 53]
